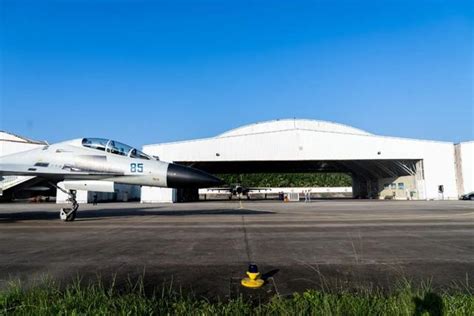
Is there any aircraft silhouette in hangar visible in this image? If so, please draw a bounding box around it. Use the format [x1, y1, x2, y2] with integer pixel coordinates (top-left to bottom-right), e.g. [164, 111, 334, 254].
[0, 138, 222, 221]
[208, 184, 270, 200]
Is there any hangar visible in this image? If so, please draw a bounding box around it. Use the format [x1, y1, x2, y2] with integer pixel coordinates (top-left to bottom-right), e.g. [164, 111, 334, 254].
[141, 119, 473, 203]
[0, 131, 49, 200]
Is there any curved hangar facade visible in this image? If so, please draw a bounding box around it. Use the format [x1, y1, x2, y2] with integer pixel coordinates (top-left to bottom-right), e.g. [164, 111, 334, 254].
[141, 119, 473, 203]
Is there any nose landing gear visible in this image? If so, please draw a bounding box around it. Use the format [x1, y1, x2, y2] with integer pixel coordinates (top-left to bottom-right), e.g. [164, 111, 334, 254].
[59, 190, 78, 222]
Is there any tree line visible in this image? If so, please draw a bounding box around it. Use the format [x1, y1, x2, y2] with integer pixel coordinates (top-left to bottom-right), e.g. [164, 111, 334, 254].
[217, 173, 352, 187]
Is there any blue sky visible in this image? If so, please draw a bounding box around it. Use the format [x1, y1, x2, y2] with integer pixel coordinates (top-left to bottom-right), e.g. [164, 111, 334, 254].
[1, 0, 472, 147]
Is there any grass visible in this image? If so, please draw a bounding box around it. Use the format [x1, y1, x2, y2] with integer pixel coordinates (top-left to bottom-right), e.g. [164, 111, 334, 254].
[0, 278, 473, 315]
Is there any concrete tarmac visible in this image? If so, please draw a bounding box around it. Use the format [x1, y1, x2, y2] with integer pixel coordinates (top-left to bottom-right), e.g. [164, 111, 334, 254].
[0, 200, 473, 297]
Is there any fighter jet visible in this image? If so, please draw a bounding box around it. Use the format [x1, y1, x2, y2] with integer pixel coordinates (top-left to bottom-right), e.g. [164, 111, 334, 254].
[0, 137, 222, 221]
[207, 184, 269, 200]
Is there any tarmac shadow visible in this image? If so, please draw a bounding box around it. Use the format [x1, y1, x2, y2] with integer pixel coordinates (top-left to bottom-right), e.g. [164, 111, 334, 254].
[0, 207, 274, 222]
[261, 269, 280, 281]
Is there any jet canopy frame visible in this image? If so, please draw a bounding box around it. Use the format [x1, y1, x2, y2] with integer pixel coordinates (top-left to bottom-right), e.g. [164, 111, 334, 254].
[81, 138, 152, 160]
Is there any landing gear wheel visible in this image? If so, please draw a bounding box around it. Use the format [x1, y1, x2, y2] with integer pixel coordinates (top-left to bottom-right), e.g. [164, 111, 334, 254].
[68, 211, 77, 221]
[60, 208, 68, 221]
[60, 208, 77, 222]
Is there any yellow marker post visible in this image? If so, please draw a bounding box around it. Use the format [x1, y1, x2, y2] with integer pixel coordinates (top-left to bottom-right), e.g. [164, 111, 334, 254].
[241, 264, 264, 288]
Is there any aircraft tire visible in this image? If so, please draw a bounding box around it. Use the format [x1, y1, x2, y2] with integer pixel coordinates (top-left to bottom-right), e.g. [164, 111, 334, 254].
[60, 208, 69, 221]
[60, 208, 77, 222]
[68, 211, 77, 221]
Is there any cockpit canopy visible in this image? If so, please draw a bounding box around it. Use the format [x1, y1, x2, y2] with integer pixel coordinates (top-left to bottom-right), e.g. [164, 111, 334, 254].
[81, 138, 153, 160]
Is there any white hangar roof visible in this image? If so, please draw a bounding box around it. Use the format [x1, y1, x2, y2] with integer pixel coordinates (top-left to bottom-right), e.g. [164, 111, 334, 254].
[218, 119, 373, 138]
[0, 131, 46, 157]
[144, 118, 453, 161]
[0, 131, 46, 145]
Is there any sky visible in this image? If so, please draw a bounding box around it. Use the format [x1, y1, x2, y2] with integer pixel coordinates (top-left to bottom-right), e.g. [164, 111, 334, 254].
[1, 0, 473, 147]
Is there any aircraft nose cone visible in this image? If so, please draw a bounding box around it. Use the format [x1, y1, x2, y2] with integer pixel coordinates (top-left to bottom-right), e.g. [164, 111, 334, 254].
[166, 163, 222, 188]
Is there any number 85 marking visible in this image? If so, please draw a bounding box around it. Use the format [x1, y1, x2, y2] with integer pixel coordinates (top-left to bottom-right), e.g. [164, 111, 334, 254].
[130, 163, 143, 173]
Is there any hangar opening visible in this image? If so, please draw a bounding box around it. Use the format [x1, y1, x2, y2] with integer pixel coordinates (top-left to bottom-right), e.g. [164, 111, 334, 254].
[174, 159, 423, 201]
[140, 119, 455, 203]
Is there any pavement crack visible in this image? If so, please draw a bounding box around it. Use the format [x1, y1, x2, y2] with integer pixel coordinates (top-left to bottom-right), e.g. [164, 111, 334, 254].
[241, 216, 252, 263]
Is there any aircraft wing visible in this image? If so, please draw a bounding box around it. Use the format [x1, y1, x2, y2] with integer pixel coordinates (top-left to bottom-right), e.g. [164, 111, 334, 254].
[205, 187, 232, 192]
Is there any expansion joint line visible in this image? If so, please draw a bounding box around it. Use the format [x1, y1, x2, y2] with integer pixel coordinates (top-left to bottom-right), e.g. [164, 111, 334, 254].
[241, 216, 252, 263]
